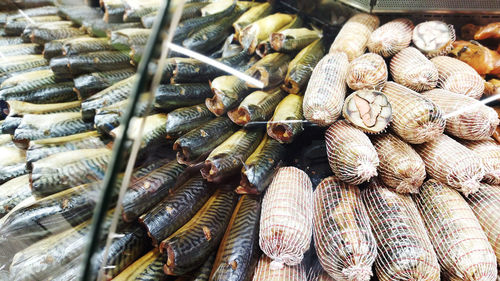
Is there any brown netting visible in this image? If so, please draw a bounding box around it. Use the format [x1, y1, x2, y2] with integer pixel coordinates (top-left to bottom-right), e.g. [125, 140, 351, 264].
[389, 47, 438, 92]
[325, 120, 379, 185]
[367, 18, 414, 58]
[252, 255, 307, 281]
[313, 176, 377, 281]
[463, 183, 500, 265]
[346, 53, 388, 91]
[430, 56, 485, 100]
[329, 13, 380, 61]
[259, 166, 313, 269]
[381, 82, 445, 144]
[459, 139, 500, 184]
[414, 134, 485, 196]
[371, 133, 426, 194]
[303, 52, 349, 127]
[413, 180, 497, 281]
[361, 179, 441, 281]
[421, 89, 498, 141]
[412, 21, 455, 58]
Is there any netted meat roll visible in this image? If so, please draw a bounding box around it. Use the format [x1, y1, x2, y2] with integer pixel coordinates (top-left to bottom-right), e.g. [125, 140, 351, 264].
[313, 176, 377, 281]
[431, 55, 485, 99]
[390, 47, 438, 92]
[259, 167, 313, 269]
[362, 180, 441, 281]
[252, 255, 306, 281]
[414, 133, 485, 196]
[413, 180, 497, 281]
[367, 18, 414, 58]
[346, 53, 388, 91]
[329, 13, 379, 61]
[325, 120, 379, 185]
[382, 82, 445, 144]
[422, 88, 498, 140]
[463, 183, 500, 265]
[371, 133, 426, 194]
[460, 139, 500, 184]
[303, 52, 349, 127]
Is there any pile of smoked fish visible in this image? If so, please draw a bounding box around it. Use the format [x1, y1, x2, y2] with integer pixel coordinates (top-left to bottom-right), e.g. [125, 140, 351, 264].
[1, 0, 500, 280]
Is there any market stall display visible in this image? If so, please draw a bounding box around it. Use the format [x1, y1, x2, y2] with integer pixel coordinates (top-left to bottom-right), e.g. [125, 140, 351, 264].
[0, 0, 500, 280]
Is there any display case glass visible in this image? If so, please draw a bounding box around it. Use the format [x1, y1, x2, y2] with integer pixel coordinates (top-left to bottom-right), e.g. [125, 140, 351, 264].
[1, 0, 500, 280]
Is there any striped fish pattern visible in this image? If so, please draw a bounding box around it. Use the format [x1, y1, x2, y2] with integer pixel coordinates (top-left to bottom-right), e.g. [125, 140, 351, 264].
[0, 43, 42, 57]
[0, 55, 47, 79]
[0, 182, 104, 260]
[26, 131, 105, 166]
[1, 116, 22, 134]
[122, 159, 186, 222]
[31, 26, 86, 44]
[139, 176, 213, 247]
[110, 28, 151, 49]
[201, 128, 264, 183]
[154, 83, 213, 111]
[206, 75, 251, 116]
[30, 148, 111, 197]
[0, 137, 27, 184]
[174, 116, 239, 165]
[211, 195, 261, 281]
[9, 211, 118, 281]
[112, 250, 167, 281]
[170, 58, 224, 84]
[227, 88, 287, 126]
[237, 136, 285, 194]
[13, 112, 94, 147]
[190, 252, 216, 281]
[0, 175, 31, 219]
[138, 113, 169, 149]
[81, 75, 135, 121]
[43, 38, 66, 59]
[67, 50, 132, 75]
[74, 68, 135, 99]
[165, 104, 215, 139]
[283, 39, 325, 95]
[96, 224, 151, 280]
[93, 92, 152, 135]
[62, 36, 114, 56]
[1, 82, 77, 104]
[0, 37, 24, 46]
[0, 69, 56, 99]
[267, 93, 304, 143]
[49, 56, 72, 79]
[160, 189, 238, 276]
[0, 65, 50, 85]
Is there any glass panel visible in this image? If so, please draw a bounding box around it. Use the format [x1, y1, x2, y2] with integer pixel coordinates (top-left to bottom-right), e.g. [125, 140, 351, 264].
[2, 0, 500, 281]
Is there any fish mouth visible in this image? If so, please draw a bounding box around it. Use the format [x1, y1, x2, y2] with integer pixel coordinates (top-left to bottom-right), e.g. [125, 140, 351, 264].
[268, 123, 291, 143]
[173, 141, 190, 162]
[227, 107, 251, 125]
[282, 79, 299, 95]
[205, 91, 226, 116]
[200, 160, 219, 182]
[138, 217, 159, 247]
[270, 33, 284, 51]
[247, 67, 267, 88]
[256, 41, 270, 58]
[162, 244, 177, 275]
[236, 171, 258, 195]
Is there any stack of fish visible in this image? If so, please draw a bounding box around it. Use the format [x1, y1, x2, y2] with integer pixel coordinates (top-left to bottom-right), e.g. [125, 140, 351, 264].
[2, 1, 500, 281]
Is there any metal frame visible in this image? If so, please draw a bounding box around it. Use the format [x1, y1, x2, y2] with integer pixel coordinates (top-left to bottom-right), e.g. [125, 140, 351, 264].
[338, 0, 500, 14]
